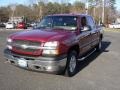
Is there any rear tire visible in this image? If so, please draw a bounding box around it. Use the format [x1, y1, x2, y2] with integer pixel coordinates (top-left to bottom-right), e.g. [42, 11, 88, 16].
[96, 39, 102, 52]
[65, 50, 78, 77]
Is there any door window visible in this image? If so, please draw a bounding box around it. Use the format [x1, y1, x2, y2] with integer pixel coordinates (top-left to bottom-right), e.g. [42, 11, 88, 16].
[86, 16, 95, 30]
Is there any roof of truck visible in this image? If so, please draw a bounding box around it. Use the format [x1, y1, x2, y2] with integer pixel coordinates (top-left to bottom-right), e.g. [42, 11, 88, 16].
[47, 13, 91, 17]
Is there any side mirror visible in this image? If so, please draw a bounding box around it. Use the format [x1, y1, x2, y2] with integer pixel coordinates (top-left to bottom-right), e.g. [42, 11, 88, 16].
[81, 26, 90, 32]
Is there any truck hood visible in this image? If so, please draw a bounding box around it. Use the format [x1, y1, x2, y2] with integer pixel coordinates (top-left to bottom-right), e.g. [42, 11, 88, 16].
[10, 29, 75, 42]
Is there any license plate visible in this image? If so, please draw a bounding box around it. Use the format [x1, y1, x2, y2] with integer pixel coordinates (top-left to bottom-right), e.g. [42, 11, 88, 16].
[18, 58, 27, 68]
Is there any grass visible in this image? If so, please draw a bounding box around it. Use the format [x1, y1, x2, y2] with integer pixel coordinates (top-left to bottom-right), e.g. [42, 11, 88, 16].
[104, 28, 120, 32]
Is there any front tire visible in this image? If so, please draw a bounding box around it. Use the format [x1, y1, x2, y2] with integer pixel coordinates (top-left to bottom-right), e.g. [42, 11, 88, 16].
[65, 50, 78, 77]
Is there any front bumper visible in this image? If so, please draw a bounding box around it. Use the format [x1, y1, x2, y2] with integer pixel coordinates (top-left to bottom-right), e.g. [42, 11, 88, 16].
[4, 49, 67, 74]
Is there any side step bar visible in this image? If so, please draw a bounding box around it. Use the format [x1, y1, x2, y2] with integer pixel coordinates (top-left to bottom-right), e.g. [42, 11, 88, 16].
[77, 49, 96, 61]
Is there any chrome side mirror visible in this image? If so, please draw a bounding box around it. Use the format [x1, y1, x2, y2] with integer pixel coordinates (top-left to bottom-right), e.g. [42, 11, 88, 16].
[81, 26, 90, 32]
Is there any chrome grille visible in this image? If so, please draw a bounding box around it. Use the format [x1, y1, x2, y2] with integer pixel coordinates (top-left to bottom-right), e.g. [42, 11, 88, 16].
[12, 40, 41, 53]
[15, 46, 37, 52]
[13, 40, 40, 46]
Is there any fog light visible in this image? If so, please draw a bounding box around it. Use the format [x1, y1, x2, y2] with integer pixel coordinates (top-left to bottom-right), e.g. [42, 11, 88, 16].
[47, 66, 52, 70]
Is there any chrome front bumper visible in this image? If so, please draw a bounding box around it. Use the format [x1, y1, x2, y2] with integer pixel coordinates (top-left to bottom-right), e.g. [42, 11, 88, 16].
[4, 49, 67, 74]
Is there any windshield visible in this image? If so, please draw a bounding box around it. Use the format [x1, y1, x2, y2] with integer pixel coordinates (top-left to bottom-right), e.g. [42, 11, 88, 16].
[8, 22, 12, 24]
[36, 16, 77, 30]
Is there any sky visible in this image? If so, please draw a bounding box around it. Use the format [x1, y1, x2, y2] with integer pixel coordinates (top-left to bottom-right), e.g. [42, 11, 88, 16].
[115, 0, 120, 10]
[0, 0, 120, 10]
[0, 0, 31, 6]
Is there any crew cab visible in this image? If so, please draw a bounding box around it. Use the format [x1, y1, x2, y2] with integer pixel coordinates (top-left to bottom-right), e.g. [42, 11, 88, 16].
[4, 14, 103, 77]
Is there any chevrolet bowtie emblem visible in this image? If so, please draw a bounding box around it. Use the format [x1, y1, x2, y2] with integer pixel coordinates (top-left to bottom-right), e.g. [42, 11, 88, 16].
[21, 44, 28, 49]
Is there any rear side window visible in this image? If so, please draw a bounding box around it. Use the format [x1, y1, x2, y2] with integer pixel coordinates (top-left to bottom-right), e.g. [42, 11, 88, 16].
[81, 16, 87, 27]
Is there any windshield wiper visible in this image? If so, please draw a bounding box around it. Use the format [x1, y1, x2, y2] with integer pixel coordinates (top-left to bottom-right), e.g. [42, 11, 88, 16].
[35, 26, 51, 29]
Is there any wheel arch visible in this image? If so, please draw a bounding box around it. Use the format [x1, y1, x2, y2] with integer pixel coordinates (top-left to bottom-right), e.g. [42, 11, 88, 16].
[100, 34, 103, 40]
[67, 44, 80, 56]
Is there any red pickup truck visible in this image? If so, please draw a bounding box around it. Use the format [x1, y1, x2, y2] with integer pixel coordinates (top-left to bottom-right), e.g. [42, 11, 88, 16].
[4, 14, 103, 77]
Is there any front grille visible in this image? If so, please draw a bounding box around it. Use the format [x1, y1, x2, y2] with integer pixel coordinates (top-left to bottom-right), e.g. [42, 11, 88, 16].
[12, 40, 41, 53]
[15, 46, 37, 52]
[13, 40, 40, 47]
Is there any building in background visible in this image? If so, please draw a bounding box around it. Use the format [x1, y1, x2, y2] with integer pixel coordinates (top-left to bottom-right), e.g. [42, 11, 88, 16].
[9, 16, 27, 24]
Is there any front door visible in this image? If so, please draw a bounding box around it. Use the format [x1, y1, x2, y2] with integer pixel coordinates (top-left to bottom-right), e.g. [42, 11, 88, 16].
[78, 16, 92, 55]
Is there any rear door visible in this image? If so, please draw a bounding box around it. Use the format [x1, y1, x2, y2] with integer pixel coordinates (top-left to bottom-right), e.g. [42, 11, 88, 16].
[87, 16, 100, 47]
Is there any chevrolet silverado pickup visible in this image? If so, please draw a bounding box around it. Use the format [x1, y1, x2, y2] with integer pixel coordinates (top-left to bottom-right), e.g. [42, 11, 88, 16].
[4, 14, 103, 77]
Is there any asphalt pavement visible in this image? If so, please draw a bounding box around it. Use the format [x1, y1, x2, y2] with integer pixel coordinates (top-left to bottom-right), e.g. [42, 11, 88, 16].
[0, 29, 120, 90]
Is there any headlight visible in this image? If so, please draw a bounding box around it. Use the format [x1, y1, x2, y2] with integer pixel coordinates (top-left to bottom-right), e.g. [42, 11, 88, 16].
[6, 38, 12, 50]
[44, 41, 58, 48]
[7, 38, 12, 43]
[42, 49, 59, 55]
[42, 41, 59, 55]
